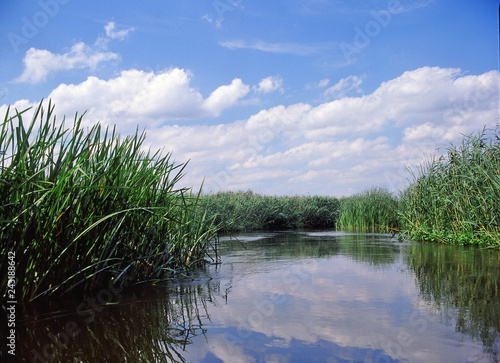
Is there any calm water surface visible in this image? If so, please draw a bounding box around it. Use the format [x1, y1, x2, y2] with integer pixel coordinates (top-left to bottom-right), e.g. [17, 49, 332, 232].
[18, 231, 500, 362]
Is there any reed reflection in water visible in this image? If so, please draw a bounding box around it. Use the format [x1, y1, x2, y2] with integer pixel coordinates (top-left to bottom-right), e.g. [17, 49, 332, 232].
[16, 232, 500, 362]
[18, 280, 220, 362]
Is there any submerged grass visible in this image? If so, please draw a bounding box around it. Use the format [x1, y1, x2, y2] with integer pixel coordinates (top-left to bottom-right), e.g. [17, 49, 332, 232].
[0, 101, 219, 302]
[398, 125, 500, 247]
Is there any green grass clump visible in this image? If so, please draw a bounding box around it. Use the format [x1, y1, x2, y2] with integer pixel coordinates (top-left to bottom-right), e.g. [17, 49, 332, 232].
[203, 191, 340, 231]
[0, 101, 219, 302]
[338, 186, 399, 233]
[398, 125, 500, 247]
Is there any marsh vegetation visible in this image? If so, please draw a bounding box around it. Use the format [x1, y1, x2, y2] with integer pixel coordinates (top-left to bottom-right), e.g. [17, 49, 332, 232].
[203, 191, 340, 231]
[398, 125, 500, 247]
[0, 102, 219, 303]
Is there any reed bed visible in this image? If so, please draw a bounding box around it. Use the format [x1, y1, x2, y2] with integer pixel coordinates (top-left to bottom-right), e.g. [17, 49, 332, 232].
[0, 101, 219, 302]
[203, 191, 340, 231]
[398, 125, 500, 247]
[338, 187, 399, 233]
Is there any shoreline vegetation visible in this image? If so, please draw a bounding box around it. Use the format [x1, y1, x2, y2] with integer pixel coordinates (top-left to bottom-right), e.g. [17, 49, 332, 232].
[1, 102, 219, 303]
[398, 125, 500, 247]
[202, 187, 399, 233]
[1, 102, 498, 302]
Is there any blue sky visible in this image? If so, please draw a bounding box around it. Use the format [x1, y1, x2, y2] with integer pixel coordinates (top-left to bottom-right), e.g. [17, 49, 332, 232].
[1, 0, 499, 196]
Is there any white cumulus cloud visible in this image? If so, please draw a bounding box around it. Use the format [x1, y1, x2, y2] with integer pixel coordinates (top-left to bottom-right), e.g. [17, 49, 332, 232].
[44, 68, 250, 132]
[13, 43, 120, 84]
[202, 78, 250, 116]
[254, 76, 284, 94]
[14, 21, 134, 84]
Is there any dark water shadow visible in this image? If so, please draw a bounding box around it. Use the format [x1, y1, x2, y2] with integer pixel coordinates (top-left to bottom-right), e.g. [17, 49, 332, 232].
[15, 281, 218, 362]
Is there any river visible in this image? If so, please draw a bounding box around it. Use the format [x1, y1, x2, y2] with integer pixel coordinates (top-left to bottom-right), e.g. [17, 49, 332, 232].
[18, 231, 500, 362]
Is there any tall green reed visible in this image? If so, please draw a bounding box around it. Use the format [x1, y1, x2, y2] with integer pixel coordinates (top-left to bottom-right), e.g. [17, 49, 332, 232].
[338, 186, 399, 233]
[398, 125, 500, 247]
[0, 101, 219, 302]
